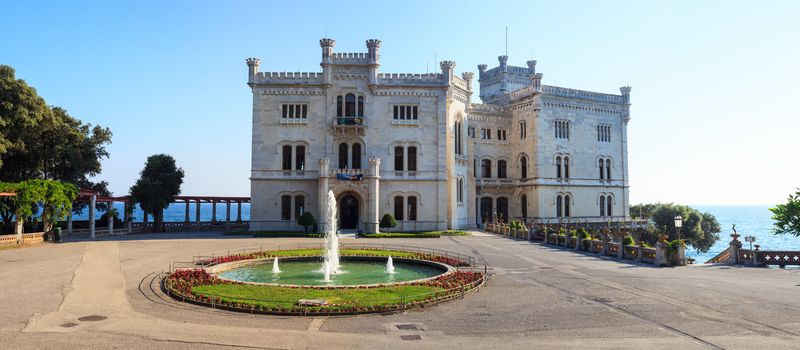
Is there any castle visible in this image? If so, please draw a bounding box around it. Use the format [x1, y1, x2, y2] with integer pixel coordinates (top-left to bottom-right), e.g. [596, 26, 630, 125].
[247, 39, 631, 233]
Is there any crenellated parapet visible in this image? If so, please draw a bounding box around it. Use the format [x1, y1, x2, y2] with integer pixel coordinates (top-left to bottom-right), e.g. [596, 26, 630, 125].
[542, 85, 625, 104]
[251, 71, 324, 85]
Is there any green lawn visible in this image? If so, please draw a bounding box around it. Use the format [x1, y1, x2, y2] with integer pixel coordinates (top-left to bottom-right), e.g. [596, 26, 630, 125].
[225, 230, 321, 238]
[192, 283, 443, 308]
[361, 230, 469, 238]
[254, 248, 421, 259]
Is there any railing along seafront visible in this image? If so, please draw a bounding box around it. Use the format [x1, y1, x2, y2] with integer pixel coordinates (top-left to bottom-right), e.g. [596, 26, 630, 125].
[0, 232, 45, 245]
[160, 244, 488, 316]
[705, 235, 800, 268]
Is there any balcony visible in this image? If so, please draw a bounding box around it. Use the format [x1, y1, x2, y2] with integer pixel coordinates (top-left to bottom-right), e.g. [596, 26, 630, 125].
[333, 117, 366, 136]
[476, 178, 516, 187]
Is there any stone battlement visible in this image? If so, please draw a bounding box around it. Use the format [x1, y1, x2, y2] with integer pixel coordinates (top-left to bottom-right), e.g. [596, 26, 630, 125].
[542, 85, 624, 104]
[253, 72, 324, 84]
[331, 52, 371, 64]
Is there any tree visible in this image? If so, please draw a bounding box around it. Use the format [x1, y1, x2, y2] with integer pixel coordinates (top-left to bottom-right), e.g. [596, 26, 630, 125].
[770, 188, 800, 237]
[379, 213, 397, 230]
[297, 212, 317, 233]
[0, 65, 49, 170]
[632, 203, 721, 253]
[0, 180, 76, 241]
[129, 154, 184, 232]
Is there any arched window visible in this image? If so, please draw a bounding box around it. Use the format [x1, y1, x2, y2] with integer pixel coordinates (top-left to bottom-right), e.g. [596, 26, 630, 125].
[600, 195, 606, 217]
[407, 146, 417, 171]
[338, 143, 348, 169]
[454, 121, 462, 155]
[351, 143, 362, 170]
[294, 195, 305, 220]
[521, 194, 528, 219]
[295, 145, 305, 170]
[336, 96, 343, 117]
[556, 195, 563, 217]
[357, 96, 364, 117]
[481, 159, 492, 178]
[556, 156, 562, 178]
[605, 159, 611, 180]
[563, 157, 570, 179]
[607, 195, 613, 217]
[520, 120, 526, 139]
[457, 178, 464, 203]
[480, 197, 493, 223]
[394, 146, 404, 171]
[407, 196, 417, 221]
[520, 155, 528, 179]
[345, 94, 356, 117]
[282, 145, 292, 171]
[394, 196, 404, 220]
[497, 160, 507, 178]
[599, 159, 605, 180]
[497, 197, 509, 222]
[281, 195, 291, 220]
[564, 194, 571, 217]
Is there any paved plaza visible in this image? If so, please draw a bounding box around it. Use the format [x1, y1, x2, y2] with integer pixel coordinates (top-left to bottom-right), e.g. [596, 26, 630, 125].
[1, 232, 799, 349]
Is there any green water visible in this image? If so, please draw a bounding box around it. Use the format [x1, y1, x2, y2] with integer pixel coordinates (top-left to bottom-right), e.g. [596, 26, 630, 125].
[217, 259, 444, 286]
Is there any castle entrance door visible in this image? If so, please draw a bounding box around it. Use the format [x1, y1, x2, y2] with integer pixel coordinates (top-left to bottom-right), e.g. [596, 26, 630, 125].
[339, 194, 359, 229]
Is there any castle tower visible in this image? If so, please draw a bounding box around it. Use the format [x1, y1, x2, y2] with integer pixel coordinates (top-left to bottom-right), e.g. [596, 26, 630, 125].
[366, 39, 381, 87]
[477, 55, 539, 103]
[320, 38, 335, 86]
[245, 58, 261, 84]
[440, 61, 456, 86]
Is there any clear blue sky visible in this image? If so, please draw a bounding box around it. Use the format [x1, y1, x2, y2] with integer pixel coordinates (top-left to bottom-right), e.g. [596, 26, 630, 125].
[3, 0, 798, 205]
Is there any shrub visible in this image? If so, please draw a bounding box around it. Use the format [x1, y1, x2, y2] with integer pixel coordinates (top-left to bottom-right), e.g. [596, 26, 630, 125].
[578, 228, 591, 240]
[622, 235, 636, 246]
[379, 213, 397, 229]
[297, 212, 317, 233]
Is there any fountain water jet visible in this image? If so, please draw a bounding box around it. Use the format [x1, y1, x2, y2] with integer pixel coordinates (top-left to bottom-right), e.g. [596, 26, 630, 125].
[322, 190, 341, 278]
[272, 257, 281, 273]
[386, 256, 396, 274]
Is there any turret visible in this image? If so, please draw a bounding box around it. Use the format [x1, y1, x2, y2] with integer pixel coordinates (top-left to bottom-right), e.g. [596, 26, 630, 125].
[498, 56, 509, 92]
[366, 39, 381, 87]
[477, 64, 488, 78]
[498, 55, 508, 71]
[246, 58, 261, 84]
[320, 38, 335, 86]
[440, 61, 456, 86]
[526, 60, 537, 75]
[620, 86, 632, 122]
[461, 72, 474, 91]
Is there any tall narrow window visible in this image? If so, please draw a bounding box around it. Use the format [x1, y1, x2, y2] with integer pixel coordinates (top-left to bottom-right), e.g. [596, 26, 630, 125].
[282, 145, 292, 171]
[563, 157, 570, 179]
[338, 143, 348, 169]
[295, 146, 305, 170]
[556, 156, 562, 178]
[520, 120, 527, 139]
[407, 146, 417, 171]
[281, 195, 291, 220]
[600, 195, 606, 217]
[394, 146, 404, 171]
[521, 194, 528, 218]
[468, 127, 475, 138]
[394, 196, 404, 220]
[497, 197, 508, 222]
[282, 105, 288, 118]
[556, 195, 563, 217]
[351, 143, 362, 170]
[520, 156, 528, 179]
[357, 96, 364, 117]
[473, 158, 477, 176]
[454, 121, 461, 155]
[599, 159, 605, 180]
[407, 197, 417, 221]
[457, 178, 464, 203]
[336, 96, 343, 117]
[564, 194, 571, 217]
[607, 195, 613, 217]
[480, 197, 493, 223]
[497, 160, 507, 178]
[481, 159, 492, 178]
[555, 120, 570, 139]
[605, 159, 611, 180]
[295, 195, 305, 221]
[345, 94, 356, 117]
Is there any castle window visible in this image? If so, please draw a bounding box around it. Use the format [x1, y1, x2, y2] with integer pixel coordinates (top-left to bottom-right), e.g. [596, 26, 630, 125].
[357, 96, 364, 117]
[407, 146, 417, 171]
[480, 197, 493, 223]
[281, 195, 291, 220]
[520, 120, 527, 139]
[294, 195, 305, 221]
[393, 105, 418, 120]
[481, 159, 492, 178]
[497, 129, 507, 141]
[599, 159, 605, 180]
[497, 160, 507, 178]
[597, 124, 611, 142]
[564, 194, 571, 217]
[520, 155, 528, 179]
[407, 196, 417, 221]
[556, 195, 563, 217]
[605, 159, 611, 180]
[555, 120, 570, 139]
[455, 121, 463, 155]
[282, 145, 292, 171]
[457, 178, 464, 203]
[481, 128, 491, 140]
[468, 127, 475, 138]
[556, 156, 562, 178]
[607, 195, 613, 217]
[563, 156, 570, 179]
[394, 196, 404, 220]
[351, 143, 362, 170]
[295, 145, 305, 170]
[345, 94, 356, 117]
[521, 194, 528, 219]
[338, 143, 348, 169]
[394, 146, 404, 171]
[497, 197, 508, 222]
[337, 96, 343, 117]
[282, 104, 308, 119]
[600, 195, 606, 217]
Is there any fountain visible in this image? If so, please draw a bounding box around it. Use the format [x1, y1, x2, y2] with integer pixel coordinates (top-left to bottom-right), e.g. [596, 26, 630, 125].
[386, 256, 396, 274]
[272, 257, 281, 273]
[322, 190, 340, 281]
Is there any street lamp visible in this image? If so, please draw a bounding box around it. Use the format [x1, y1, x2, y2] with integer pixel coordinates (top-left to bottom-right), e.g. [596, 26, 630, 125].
[674, 215, 683, 241]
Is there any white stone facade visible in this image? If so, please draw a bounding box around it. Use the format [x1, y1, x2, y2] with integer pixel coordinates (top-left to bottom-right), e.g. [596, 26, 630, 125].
[247, 39, 631, 233]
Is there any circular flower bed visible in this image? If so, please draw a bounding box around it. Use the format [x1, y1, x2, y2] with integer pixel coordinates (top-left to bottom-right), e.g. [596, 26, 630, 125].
[163, 248, 485, 315]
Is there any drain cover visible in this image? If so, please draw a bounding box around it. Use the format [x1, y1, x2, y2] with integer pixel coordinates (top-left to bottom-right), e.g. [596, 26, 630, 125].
[395, 324, 418, 330]
[400, 335, 422, 341]
[78, 315, 107, 322]
[60, 322, 79, 328]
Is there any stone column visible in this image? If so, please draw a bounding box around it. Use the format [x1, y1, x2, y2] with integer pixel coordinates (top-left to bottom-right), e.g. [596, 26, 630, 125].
[211, 201, 217, 224]
[365, 158, 381, 234]
[195, 201, 201, 223]
[676, 244, 687, 266]
[617, 242, 624, 259]
[655, 242, 668, 266]
[107, 202, 114, 236]
[15, 219, 23, 244]
[225, 201, 231, 229]
[67, 214, 73, 236]
[123, 202, 131, 233]
[318, 158, 330, 230]
[726, 239, 742, 265]
[237, 202, 242, 223]
[89, 193, 96, 239]
[184, 201, 190, 224]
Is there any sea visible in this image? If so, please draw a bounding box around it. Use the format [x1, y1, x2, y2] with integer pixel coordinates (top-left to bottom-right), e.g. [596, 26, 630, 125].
[68, 203, 798, 263]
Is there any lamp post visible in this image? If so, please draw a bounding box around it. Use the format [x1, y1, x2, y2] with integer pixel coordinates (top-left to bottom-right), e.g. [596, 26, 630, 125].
[674, 215, 683, 241]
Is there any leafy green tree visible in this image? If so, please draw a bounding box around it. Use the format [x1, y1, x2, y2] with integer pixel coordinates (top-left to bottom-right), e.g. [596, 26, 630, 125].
[129, 154, 184, 232]
[770, 188, 800, 237]
[379, 213, 397, 229]
[633, 203, 721, 252]
[297, 212, 317, 233]
[0, 180, 76, 240]
[0, 65, 49, 170]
